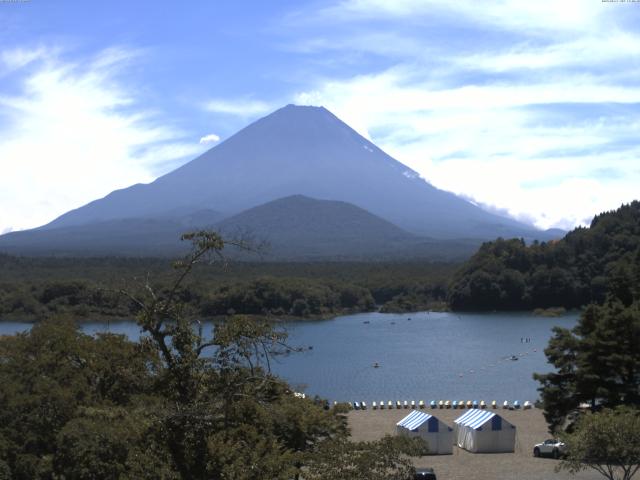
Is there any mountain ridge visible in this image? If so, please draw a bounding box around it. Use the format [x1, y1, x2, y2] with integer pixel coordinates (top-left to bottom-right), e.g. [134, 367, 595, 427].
[40, 105, 549, 239]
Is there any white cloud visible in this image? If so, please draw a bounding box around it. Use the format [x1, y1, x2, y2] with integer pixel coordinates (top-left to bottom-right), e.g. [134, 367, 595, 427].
[204, 98, 272, 117]
[1, 46, 53, 72]
[0, 46, 201, 233]
[294, 68, 640, 229]
[286, 0, 640, 230]
[199, 133, 220, 144]
[318, 0, 605, 34]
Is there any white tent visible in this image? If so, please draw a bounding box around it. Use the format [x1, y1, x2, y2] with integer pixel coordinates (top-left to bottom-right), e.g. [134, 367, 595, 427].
[396, 410, 453, 454]
[453, 409, 515, 453]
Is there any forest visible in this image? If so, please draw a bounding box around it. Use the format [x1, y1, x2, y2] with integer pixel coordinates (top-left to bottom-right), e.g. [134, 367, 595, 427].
[0, 255, 454, 322]
[448, 201, 640, 311]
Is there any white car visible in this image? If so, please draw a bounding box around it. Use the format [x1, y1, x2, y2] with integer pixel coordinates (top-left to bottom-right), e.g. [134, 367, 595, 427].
[533, 439, 567, 458]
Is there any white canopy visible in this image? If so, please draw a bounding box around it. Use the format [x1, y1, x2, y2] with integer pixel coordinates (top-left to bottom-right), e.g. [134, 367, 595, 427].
[396, 410, 453, 455]
[453, 410, 515, 453]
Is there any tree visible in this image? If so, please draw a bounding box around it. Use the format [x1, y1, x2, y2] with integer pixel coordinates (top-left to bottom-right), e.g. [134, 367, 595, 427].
[119, 231, 378, 479]
[557, 407, 640, 480]
[534, 298, 640, 432]
[53, 407, 175, 480]
[0, 316, 158, 479]
[304, 435, 428, 480]
[0, 231, 428, 479]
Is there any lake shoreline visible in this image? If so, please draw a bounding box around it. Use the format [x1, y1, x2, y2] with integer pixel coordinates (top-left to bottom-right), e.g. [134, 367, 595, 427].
[0, 306, 581, 325]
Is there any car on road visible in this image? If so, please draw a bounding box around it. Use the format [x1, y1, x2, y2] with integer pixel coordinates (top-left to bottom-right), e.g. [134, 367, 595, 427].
[533, 439, 567, 458]
[413, 467, 437, 479]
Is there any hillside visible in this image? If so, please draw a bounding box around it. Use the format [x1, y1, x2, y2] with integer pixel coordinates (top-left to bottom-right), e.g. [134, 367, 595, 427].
[0, 210, 222, 256]
[448, 201, 640, 310]
[0, 195, 479, 260]
[214, 195, 476, 260]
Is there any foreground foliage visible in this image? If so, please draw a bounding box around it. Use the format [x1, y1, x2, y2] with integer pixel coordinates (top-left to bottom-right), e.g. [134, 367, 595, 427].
[558, 407, 640, 480]
[0, 232, 426, 479]
[305, 435, 429, 480]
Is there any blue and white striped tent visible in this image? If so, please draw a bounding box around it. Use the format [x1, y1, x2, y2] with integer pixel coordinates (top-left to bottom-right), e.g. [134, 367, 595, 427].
[454, 409, 515, 453]
[396, 410, 453, 454]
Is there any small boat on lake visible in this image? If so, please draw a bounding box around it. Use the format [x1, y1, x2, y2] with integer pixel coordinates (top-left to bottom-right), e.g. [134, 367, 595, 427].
[373, 362, 380, 368]
[510, 355, 519, 361]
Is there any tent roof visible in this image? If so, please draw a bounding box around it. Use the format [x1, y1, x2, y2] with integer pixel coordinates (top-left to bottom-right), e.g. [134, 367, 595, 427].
[454, 410, 501, 430]
[397, 410, 434, 431]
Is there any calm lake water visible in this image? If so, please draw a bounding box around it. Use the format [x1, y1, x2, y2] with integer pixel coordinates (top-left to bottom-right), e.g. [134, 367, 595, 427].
[0, 311, 579, 403]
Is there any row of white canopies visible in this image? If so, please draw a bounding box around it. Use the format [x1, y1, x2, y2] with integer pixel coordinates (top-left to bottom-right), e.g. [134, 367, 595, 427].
[396, 409, 516, 454]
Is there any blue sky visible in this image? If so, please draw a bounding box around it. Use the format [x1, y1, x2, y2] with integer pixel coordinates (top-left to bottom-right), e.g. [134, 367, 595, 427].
[1, 0, 640, 233]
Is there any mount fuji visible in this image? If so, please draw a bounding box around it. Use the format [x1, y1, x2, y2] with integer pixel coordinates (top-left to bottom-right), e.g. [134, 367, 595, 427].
[0, 105, 559, 258]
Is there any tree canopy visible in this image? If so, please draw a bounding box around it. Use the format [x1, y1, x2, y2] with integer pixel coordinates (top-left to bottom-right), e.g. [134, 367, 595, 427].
[449, 201, 640, 311]
[534, 298, 640, 431]
[557, 407, 640, 480]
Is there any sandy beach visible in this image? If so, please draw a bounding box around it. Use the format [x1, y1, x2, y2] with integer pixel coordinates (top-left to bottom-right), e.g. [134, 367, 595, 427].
[348, 406, 620, 480]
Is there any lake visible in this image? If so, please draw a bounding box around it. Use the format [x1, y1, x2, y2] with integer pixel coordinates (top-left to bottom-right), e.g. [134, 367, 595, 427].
[0, 310, 579, 403]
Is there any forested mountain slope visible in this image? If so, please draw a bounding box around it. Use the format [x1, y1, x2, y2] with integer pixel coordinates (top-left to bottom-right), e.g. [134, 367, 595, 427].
[448, 201, 640, 310]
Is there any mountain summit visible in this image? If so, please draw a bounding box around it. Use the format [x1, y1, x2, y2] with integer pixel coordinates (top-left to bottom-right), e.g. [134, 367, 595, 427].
[0, 105, 557, 257]
[42, 104, 542, 239]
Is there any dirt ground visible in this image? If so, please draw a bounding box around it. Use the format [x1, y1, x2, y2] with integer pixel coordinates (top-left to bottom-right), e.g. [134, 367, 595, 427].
[348, 406, 622, 480]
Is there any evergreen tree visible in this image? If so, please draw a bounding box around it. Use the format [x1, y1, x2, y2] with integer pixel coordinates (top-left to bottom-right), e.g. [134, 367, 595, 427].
[534, 295, 640, 432]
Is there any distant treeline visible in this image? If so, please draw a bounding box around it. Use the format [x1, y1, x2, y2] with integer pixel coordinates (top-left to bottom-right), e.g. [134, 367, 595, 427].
[0, 256, 456, 321]
[3, 202, 640, 320]
[448, 201, 640, 311]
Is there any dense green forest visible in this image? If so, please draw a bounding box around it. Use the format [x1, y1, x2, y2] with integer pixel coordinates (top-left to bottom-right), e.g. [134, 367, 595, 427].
[0, 255, 455, 321]
[449, 202, 640, 311]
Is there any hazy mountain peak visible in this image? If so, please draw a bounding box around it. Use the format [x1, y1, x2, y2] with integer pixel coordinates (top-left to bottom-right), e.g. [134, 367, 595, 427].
[22, 104, 553, 245]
